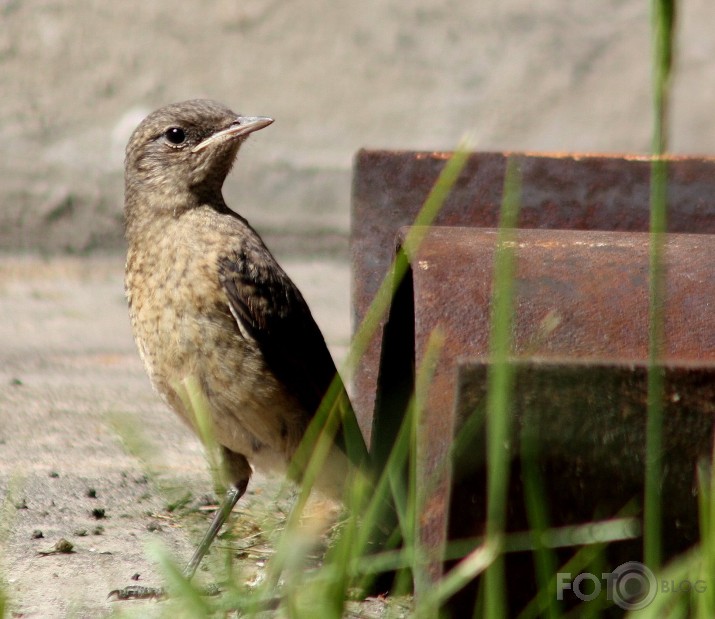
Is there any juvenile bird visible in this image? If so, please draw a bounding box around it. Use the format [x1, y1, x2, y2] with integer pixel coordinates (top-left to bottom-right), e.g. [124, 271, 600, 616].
[118, 99, 368, 597]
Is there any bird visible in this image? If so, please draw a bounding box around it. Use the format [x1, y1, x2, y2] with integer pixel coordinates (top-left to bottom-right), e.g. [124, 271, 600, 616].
[115, 99, 370, 599]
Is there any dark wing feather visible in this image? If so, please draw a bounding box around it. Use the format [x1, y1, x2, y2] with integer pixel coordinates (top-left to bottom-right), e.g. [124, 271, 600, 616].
[217, 244, 369, 469]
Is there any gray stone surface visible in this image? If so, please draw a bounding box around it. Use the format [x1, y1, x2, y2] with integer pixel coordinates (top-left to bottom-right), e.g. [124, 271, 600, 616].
[1, 0, 714, 252]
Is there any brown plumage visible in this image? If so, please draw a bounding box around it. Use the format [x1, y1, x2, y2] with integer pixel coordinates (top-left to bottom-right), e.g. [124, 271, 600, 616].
[120, 99, 368, 594]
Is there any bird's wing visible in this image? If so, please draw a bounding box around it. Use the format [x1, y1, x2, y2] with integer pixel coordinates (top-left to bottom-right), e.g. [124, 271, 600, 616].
[217, 244, 369, 470]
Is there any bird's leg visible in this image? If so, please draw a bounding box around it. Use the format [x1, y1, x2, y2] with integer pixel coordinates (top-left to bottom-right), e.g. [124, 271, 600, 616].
[109, 451, 251, 602]
[183, 480, 246, 579]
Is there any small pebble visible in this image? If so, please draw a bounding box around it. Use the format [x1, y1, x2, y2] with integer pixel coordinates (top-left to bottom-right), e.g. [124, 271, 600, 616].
[31, 530, 44, 539]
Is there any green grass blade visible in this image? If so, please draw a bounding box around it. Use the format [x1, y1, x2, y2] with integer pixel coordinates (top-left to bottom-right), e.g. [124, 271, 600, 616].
[252, 149, 471, 616]
[345, 145, 471, 378]
[645, 0, 676, 572]
[175, 376, 226, 496]
[147, 541, 212, 617]
[694, 458, 715, 618]
[0, 476, 24, 619]
[520, 430, 560, 619]
[484, 156, 522, 618]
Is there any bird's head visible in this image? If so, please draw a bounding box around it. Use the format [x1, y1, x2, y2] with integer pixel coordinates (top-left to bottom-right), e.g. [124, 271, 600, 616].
[124, 99, 273, 212]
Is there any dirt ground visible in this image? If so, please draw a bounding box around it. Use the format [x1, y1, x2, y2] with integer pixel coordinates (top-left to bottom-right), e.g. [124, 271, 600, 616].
[0, 254, 378, 618]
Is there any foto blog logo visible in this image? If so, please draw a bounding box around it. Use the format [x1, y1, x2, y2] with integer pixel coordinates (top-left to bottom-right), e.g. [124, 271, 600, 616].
[557, 561, 706, 610]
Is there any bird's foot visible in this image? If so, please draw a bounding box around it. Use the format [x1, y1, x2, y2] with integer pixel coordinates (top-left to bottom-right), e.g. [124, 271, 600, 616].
[108, 582, 223, 601]
[108, 585, 167, 601]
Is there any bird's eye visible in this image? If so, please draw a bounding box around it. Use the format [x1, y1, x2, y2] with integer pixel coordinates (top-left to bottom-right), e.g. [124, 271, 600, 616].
[164, 127, 186, 145]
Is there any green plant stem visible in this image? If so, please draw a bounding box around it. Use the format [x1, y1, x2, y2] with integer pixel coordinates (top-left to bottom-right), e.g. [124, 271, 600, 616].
[645, 0, 675, 573]
[484, 158, 521, 619]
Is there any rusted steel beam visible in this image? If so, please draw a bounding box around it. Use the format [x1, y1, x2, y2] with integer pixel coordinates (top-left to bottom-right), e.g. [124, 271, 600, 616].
[373, 226, 715, 585]
[351, 150, 715, 441]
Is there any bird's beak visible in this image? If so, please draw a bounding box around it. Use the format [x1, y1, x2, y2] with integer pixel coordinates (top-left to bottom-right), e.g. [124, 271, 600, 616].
[192, 116, 274, 153]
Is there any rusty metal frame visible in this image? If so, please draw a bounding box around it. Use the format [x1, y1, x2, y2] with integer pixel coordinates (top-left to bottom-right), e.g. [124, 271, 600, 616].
[352, 150, 715, 441]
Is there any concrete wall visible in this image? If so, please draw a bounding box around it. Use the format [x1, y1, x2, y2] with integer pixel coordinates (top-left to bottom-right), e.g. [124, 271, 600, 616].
[1, 0, 713, 253]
